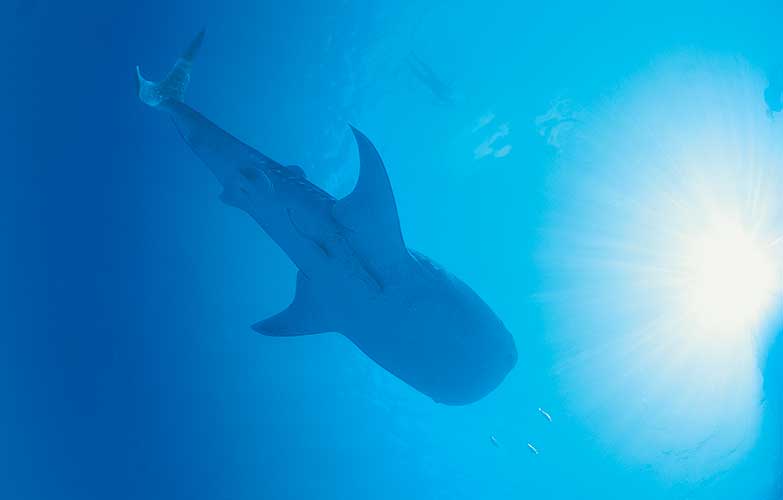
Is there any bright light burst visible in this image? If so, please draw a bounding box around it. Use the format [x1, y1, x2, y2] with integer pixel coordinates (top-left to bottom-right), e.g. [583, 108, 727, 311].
[676, 215, 779, 334]
[542, 53, 783, 479]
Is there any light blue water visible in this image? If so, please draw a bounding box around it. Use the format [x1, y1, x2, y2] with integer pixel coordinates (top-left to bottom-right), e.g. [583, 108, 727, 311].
[5, 1, 783, 498]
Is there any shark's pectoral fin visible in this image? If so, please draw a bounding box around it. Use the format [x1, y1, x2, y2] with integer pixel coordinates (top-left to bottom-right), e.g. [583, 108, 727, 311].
[332, 127, 410, 280]
[252, 271, 331, 337]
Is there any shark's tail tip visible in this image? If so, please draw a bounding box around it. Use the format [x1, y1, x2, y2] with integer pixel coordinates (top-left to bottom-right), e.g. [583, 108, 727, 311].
[136, 30, 204, 109]
[134, 65, 142, 95]
[182, 28, 206, 61]
[135, 64, 160, 107]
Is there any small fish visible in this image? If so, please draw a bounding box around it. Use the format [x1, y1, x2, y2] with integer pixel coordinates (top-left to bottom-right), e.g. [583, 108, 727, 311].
[527, 443, 539, 455]
[490, 435, 501, 448]
[538, 407, 552, 422]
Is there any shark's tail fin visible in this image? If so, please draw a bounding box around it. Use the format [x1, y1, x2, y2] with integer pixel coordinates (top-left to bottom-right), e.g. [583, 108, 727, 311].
[136, 29, 205, 108]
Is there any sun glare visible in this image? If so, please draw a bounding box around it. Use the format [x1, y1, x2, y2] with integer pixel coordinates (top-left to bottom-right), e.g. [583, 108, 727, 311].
[678, 215, 781, 336]
[543, 53, 783, 477]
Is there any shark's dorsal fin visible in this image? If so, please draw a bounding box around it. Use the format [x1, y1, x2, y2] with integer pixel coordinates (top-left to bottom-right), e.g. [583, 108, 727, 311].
[252, 271, 331, 336]
[332, 127, 408, 281]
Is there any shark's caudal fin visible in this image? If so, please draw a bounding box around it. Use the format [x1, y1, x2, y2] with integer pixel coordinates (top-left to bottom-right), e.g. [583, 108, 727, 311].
[136, 29, 205, 108]
[136, 31, 282, 187]
[252, 271, 332, 336]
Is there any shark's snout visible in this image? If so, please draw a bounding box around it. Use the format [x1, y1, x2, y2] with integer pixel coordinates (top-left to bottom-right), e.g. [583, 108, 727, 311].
[508, 340, 518, 372]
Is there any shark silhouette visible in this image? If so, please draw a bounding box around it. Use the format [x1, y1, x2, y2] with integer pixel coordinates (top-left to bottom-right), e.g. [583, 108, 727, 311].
[136, 33, 517, 405]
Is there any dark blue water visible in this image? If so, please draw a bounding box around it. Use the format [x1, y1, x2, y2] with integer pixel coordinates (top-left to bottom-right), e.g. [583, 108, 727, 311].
[6, 1, 783, 498]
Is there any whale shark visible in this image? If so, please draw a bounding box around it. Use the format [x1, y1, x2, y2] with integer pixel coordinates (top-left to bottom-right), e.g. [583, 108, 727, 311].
[136, 32, 517, 405]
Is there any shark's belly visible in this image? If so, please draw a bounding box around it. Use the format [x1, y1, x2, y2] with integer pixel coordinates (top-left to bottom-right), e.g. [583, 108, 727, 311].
[345, 294, 515, 405]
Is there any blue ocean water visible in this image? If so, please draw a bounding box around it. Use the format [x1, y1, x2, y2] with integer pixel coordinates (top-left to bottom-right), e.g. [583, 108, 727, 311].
[5, 0, 783, 498]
